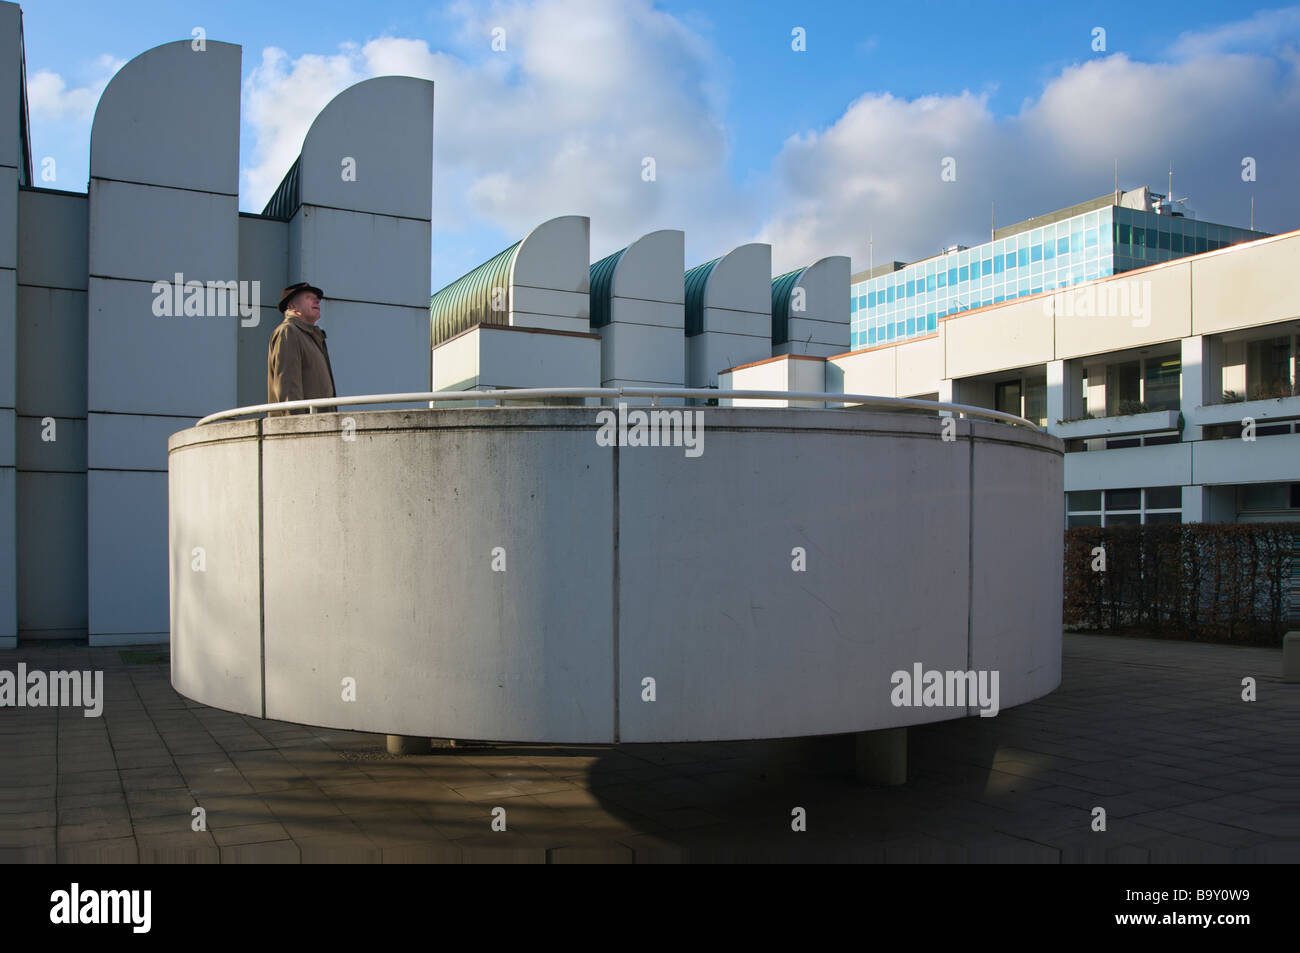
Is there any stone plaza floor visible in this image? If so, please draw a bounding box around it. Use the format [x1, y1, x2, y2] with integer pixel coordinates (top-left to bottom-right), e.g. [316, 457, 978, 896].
[1, 633, 1296, 863]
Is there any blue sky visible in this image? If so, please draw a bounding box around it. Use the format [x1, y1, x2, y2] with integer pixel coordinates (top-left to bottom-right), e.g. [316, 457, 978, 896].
[23, 0, 1300, 290]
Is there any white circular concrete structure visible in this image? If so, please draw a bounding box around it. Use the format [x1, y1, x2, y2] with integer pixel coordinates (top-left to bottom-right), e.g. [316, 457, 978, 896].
[168, 398, 1063, 743]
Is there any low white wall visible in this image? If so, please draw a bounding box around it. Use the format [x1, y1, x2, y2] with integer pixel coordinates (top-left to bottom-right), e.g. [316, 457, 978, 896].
[169, 406, 1064, 742]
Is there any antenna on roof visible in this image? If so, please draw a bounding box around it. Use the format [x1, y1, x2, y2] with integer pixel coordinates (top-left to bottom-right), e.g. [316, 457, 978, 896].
[1251, 195, 1255, 231]
[990, 201, 995, 242]
[1114, 159, 1119, 203]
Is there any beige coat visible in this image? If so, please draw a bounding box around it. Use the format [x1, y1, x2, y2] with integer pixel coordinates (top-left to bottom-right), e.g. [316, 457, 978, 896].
[267, 315, 337, 415]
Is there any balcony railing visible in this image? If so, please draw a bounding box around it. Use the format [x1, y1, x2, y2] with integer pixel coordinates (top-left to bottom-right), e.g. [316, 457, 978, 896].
[196, 387, 1040, 430]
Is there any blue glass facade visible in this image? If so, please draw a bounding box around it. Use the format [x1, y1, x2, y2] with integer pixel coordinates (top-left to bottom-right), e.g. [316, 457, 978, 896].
[849, 207, 1265, 350]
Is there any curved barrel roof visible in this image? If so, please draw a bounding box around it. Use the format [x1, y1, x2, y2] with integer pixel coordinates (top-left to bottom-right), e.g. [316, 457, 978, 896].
[770, 267, 806, 346]
[683, 257, 721, 337]
[588, 246, 625, 329]
[430, 241, 521, 347]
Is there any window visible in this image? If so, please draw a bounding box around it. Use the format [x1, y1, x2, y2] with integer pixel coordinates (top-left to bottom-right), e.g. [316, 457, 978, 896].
[1106, 488, 1141, 509]
[1144, 356, 1181, 411]
[1057, 237, 1069, 256]
[1146, 486, 1181, 509]
[1245, 336, 1293, 400]
[982, 257, 993, 277]
[995, 380, 1021, 417]
[1024, 375, 1047, 426]
[1106, 360, 1140, 415]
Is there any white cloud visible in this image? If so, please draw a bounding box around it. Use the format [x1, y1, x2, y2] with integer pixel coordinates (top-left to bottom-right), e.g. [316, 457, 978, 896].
[758, 41, 1300, 275]
[27, 54, 124, 121]
[240, 0, 748, 260]
[153, 1, 1300, 280]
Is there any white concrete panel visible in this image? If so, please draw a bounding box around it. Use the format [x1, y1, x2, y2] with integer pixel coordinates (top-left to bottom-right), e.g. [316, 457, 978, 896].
[87, 277, 237, 416]
[969, 427, 1063, 711]
[0, 266, 13, 408]
[611, 229, 684, 303]
[512, 216, 589, 294]
[18, 189, 89, 289]
[1054, 267, 1191, 359]
[17, 285, 86, 418]
[509, 311, 590, 335]
[0, 465, 12, 641]
[89, 412, 192, 471]
[0, 2, 20, 170]
[87, 469, 168, 639]
[797, 256, 851, 321]
[296, 204, 429, 308]
[477, 327, 600, 388]
[0, 165, 15, 269]
[510, 285, 589, 321]
[168, 423, 262, 716]
[786, 315, 849, 348]
[310, 300, 429, 402]
[788, 356, 826, 398]
[16, 415, 86, 472]
[700, 305, 769, 337]
[831, 347, 896, 397]
[687, 330, 771, 388]
[705, 243, 770, 315]
[430, 329, 479, 392]
[607, 295, 683, 330]
[1193, 432, 1300, 486]
[88, 179, 238, 283]
[945, 296, 1055, 378]
[16, 470, 87, 636]
[720, 357, 789, 407]
[1192, 234, 1300, 335]
[895, 335, 942, 397]
[237, 214, 287, 298]
[299, 76, 434, 221]
[598, 321, 683, 386]
[618, 411, 974, 741]
[257, 410, 615, 740]
[1194, 394, 1300, 427]
[1062, 442, 1192, 492]
[90, 41, 240, 194]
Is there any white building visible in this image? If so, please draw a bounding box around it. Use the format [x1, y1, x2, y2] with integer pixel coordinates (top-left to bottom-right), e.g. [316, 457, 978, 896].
[725, 222, 1300, 529]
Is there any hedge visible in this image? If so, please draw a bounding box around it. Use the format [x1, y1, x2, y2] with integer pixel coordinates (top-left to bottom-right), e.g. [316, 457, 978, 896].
[1064, 522, 1299, 645]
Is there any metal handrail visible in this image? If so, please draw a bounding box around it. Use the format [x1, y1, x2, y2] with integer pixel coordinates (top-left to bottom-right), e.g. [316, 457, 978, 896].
[196, 387, 1040, 430]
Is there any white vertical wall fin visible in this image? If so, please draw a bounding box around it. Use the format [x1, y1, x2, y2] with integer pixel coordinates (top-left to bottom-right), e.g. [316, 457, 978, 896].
[87, 40, 243, 643]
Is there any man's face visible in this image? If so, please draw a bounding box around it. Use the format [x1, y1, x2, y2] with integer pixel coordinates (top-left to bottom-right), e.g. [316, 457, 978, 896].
[288, 291, 321, 323]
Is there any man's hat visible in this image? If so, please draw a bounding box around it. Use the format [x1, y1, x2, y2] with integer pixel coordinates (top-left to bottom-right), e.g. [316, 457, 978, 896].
[278, 282, 325, 313]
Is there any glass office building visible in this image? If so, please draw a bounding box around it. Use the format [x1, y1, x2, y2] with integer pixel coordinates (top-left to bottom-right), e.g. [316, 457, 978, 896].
[850, 194, 1268, 350]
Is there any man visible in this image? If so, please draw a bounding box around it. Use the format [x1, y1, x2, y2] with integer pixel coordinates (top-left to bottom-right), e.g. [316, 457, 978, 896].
[267, 282, 337, 416]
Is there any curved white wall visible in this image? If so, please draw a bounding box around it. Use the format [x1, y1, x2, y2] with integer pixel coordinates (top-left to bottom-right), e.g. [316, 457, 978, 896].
[169, 407, 1063, 743]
